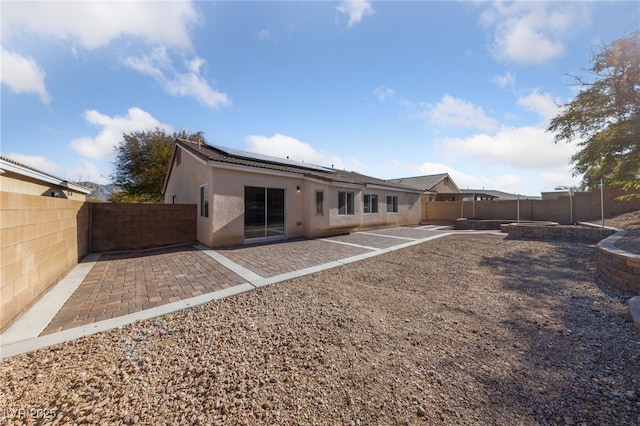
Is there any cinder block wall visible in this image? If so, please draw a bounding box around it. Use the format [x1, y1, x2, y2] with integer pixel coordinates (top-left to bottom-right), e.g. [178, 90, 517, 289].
[0, 192, 90, 331]
[91, 203, 197, 252]
[424, 188, 640, 224]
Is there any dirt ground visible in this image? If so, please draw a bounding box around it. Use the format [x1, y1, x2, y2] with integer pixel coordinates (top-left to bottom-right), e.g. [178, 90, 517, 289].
[2, 217, 640, 425]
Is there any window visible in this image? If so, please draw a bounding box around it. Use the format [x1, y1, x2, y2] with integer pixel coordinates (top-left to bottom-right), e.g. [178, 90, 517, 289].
[386, 195, 398, 213]
[363, 194, 378, 213]
[176, 147, 182, 166]
[200, 184, 209, 217]
[172, 195, 177, 204]
[338, 191, 355, 215]
[315, 190, 324, 215]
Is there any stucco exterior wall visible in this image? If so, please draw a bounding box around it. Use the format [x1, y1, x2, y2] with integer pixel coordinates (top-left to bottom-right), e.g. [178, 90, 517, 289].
[355, 188, 421, 231]
[165, 148, 422, 247]
[164, 150, 214, 246]
[208, 167, 306, 246]
[1, 172, 88, 201]
[432, 177, 459, 194]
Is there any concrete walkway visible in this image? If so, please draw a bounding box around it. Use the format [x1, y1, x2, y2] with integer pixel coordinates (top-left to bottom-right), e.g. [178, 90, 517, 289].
[1, 226, 501, 359]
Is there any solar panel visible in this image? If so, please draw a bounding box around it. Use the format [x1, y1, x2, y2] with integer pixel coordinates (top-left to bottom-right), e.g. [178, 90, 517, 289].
[212, 145, 334, 172]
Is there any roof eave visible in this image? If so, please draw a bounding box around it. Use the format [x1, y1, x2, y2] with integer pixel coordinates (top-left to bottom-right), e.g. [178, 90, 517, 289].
[0, 158, 92, 194]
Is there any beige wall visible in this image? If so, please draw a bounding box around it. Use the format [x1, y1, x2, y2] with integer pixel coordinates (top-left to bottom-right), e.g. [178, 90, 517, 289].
[209, 168, 306, 246]
[432, 177, 459, 194]
[1, 171, 88, 201]
[423, 188, 640, 224]
[166, 148, 422, 247]
[91, 203, 197, 252]
[165, 151, 215, 245]
[0, 192, 90, 331]
[354, 189, 421, 231]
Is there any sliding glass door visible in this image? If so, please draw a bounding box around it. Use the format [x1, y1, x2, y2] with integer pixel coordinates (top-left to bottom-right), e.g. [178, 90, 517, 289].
[244, 186, 285, 239]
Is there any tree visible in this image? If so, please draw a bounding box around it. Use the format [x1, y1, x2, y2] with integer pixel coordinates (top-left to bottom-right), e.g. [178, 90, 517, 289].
[110, 128, 205, 202]
[548, 31, 640, 197]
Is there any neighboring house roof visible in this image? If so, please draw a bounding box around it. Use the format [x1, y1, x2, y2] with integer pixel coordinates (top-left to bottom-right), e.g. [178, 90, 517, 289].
[165, 139, 422, 193]
[0, 155, 92, 194]
[460, 189, 541, 200]
[387, 173, 459, 193]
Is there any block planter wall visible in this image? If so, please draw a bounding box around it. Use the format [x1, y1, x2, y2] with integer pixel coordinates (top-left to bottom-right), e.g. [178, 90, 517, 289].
[597, 231, 640, 295]
[500, 223, 616, 243]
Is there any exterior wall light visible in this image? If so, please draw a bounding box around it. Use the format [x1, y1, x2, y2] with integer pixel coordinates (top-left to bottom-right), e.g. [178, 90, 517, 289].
[296, 186, 301, 193]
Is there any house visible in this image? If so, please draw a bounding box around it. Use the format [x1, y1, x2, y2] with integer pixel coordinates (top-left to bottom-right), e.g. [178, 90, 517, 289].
[389, 174, 537, 202]
[460, 189, 541, 201]
[163, 139, 422, 247]
[387, 173, 461, 201]
[0, 156, 92, 201]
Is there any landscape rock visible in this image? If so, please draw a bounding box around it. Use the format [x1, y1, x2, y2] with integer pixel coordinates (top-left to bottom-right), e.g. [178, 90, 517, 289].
[1, 234, 639, 424]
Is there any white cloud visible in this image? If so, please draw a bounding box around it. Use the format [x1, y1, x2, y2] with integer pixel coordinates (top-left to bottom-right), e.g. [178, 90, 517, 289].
[420, 95, 498, 132]
[2, 1, 199, 50]
[256, 29, 273, 42]
[3, 152, 60, 176]
[438, 125, 576, 170]
[385, 160, 541, 195]
[493, 174, 529, 194]
[336, 1, 374, 28]
[374, 85, 394, 102]
[4, 152, 110, 184]
[66, 160, 110, 185]
[69, 107, 173, 161]
[480, 2, 589, 64]
[245, 133, 364, 171]
[0, 45, 51, 104]
[2, 2, 227, 108]
[517, 90, 560, 123]
[124, 47, 231, 109]
[413, 161, 484, 190]
[490, 71, 516, 90]
[541, 170, 582, 193]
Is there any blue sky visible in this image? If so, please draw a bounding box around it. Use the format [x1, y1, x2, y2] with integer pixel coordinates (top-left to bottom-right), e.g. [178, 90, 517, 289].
[1, 1, 638, 196]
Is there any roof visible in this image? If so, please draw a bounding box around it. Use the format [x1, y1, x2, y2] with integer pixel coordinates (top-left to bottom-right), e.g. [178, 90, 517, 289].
[387, 173, 457, 192]
[460, 189, 540, 200]
[176, 139, 420, 190]
[0, 156, 92, 194]
[166, 139, 422, 193]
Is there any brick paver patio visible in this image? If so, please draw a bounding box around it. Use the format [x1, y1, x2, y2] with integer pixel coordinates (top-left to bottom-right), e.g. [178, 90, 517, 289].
[41, 245, 246, 335]
[37, 227, 446, 337]
[216, 238, 373, 278]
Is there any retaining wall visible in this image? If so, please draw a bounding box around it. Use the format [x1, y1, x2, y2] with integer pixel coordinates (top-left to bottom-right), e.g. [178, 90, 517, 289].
[597, 231, 640, 295]
[455, 219, 517, 230]
[500, 223, 616, 242]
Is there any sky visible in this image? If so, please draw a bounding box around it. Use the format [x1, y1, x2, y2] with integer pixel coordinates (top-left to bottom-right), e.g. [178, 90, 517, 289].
[1, 1, 638, 196]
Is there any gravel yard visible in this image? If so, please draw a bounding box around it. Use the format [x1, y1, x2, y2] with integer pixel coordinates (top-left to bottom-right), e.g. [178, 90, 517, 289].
[2, 232, 640, 425]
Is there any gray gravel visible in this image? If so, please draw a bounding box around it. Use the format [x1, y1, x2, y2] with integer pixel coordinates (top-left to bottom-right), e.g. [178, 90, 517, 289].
[2, 234, 639, 425]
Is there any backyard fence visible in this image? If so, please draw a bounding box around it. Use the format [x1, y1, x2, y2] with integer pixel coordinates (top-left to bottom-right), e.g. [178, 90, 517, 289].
[423, 187, 640, 224]
[0, 193, 197, 332]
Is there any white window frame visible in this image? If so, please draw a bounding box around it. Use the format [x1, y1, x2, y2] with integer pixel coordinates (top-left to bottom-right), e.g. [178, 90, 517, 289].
[386, 195, 398, 213]
[363, 193, 378, 214]
[338, 191, 355, 216]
